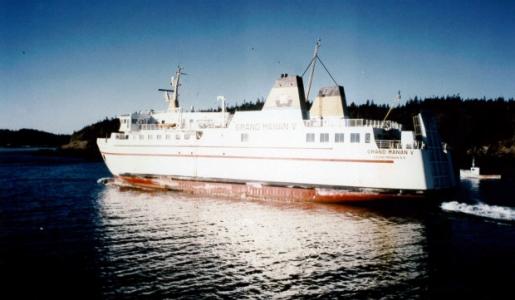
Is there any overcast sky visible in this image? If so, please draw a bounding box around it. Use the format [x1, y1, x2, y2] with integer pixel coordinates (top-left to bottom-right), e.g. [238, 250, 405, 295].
[2, 0, 514, 133]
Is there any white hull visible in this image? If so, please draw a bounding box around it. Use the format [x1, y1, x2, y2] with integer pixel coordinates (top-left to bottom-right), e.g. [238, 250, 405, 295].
[98, 115, 455, 193]
[460, 170, 501, 180]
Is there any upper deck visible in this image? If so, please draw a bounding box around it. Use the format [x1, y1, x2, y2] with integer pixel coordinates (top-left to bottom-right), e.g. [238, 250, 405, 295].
[108, 67, 431, 152]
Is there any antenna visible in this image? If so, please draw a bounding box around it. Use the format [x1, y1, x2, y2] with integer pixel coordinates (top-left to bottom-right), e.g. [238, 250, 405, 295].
[382, 90, 401, 126]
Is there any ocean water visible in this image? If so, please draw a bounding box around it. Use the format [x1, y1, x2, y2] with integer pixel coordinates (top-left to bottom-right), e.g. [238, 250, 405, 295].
[1, 149, 514, 299]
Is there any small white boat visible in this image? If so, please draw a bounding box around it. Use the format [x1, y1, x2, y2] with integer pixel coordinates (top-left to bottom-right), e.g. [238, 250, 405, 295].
[460, 158, 501, 180]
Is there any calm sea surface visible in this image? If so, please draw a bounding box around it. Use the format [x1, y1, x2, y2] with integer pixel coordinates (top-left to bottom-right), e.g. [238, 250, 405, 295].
[1, 149, 514, 299]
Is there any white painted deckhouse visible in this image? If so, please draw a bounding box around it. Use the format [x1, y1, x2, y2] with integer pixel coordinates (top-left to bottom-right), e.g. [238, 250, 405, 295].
[98, 45, 456, 202]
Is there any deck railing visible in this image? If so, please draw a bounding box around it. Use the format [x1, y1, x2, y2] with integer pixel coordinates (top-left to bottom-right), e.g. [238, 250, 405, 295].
[304, 118, 402, 130]
[137, 119, 230, 131]
[375, 140, 424, 149]
[138, 124, 161, 131]
[375, 139, 402, 149]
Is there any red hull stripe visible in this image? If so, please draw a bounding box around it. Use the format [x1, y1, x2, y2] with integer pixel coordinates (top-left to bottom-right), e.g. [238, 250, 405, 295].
[117, 176, 421, 202]
[101, 151, 394, 164]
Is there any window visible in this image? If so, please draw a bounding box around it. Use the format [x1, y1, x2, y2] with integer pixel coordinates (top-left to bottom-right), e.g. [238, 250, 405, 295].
[306, 133, 315, 143]
[139, 135, 144, 140]
[335, 133, 344, 143]
[175, 134, 181, 140]
[165, 134, 171, 140]
[184, 134, 190, 140]
[350, 133, 360, 143]
[148, 134, 153, 140]
[320, 133, 329, 143]
[241, 133, 249, 142]
[365, 133, 371, 143]
[157, 135, 162, 140]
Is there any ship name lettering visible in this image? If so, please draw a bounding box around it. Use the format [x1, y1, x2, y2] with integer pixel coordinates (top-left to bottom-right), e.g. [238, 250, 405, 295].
[235, 122, 296, 131]
[387, 149, 408, 155]
[235, 123, 262, 130]
[262, 122, 290, 130]
[368, 149, 412, 156]
[367, 149, 387, 155]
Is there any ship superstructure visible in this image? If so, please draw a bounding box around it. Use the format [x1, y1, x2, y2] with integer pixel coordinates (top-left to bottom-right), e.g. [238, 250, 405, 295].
[98, 46, 456, 201]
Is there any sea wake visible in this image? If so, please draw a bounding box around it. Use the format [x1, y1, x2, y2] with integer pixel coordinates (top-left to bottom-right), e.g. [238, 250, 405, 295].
[441, 201, 515, 221]
[97, 177, 113, 185]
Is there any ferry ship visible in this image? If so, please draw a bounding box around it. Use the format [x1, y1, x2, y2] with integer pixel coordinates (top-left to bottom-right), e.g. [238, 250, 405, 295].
[97, 45, 457, 202]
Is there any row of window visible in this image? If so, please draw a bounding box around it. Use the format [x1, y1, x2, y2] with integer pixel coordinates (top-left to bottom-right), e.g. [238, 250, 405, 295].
[307, 133, 371, 143]
[238, 132, 371, 143]
[135, 134, 192, 140]
[127, 132, 370, 144]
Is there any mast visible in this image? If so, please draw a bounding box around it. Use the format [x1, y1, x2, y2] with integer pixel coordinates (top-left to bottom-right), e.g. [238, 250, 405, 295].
[159, 65, 185, 112]
[382, 90, 401, 126]
[169, 66, 184, 112]
[305, 39, 321, 102]
[217, 96, 226, 125]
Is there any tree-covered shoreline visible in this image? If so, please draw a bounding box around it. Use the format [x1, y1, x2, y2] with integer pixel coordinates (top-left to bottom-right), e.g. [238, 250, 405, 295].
[349, 96, 515, 176]
[0, 129, 70, 148]
[0, 119, 120, 160]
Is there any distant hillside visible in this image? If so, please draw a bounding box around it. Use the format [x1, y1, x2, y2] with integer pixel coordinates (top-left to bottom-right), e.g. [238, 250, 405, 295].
[60, 118, 120, 158]
[0, 129, 70, 147]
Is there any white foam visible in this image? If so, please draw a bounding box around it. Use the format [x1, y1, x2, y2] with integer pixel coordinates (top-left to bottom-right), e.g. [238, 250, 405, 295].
[441, 201, 515, 221]
[246, 182, 263, 188]
[97, 177, 114, 185]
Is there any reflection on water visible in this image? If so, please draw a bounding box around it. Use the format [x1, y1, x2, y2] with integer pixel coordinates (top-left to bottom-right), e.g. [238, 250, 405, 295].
[2, 150, 513, 298]
[96, 187, 427, 298]
[458, 178, 482, 204]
